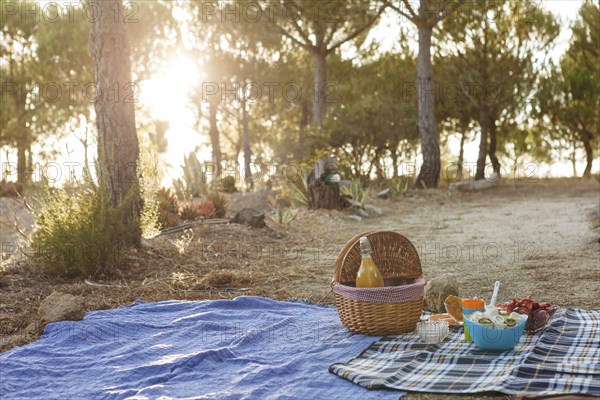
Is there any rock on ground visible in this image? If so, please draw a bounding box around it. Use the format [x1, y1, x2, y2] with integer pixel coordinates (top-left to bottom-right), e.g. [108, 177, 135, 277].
[449, 174, 499, 192]
[423, 274, 459, 313]
[357, 208, 369, 218]
[38, 292, 86, 324]
[230, 208, 267, 228]
[377, 188, 392, 199]
[363, 204, 383, 216]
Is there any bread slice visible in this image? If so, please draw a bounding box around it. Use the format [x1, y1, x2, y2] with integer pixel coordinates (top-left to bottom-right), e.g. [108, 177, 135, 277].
[444, 295, 464, 322]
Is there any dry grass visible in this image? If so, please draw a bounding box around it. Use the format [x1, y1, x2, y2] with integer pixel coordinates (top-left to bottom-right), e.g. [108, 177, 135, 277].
[1, 179, 599, 399]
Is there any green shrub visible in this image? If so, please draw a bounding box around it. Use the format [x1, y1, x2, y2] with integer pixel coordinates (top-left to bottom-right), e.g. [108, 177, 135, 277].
[269, 206, 299, 225]
[220, 176, 237, 193]
[179, 204, 199, 221]
[31, 185, 139, 277]
[157, 187, 179, 228]
[139, 155, 161, 239]
[390, 176, 411, 196]
[340, 179, 368, 204]
[206, 191, 227, 218]
[173, 152, 206, 198]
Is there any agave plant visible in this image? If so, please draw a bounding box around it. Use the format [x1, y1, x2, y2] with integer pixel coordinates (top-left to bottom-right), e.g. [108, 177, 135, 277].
[179, 204, 199, 222]
[340, 180, 368, 204]
[269, 207, 299, 225]
[281, 167, 310, 206]
[390, 177, 411, 196]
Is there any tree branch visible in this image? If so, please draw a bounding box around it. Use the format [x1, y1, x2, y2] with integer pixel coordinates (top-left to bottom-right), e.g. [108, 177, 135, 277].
[384, 0, 418, 24]
[326, 6, 387, 54]
[256, 1, 312, 51]
[277, 25, 312, 50]
[323, 20, 340, 47]
[400, 0, 419, 20]
[434, 0, 467, 24]
[285, 0, 313, 46]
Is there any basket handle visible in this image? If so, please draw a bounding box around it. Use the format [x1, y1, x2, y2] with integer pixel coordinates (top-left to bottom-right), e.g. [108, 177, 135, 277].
[333, 230, 375, 282]
[316, 278, 336, 305]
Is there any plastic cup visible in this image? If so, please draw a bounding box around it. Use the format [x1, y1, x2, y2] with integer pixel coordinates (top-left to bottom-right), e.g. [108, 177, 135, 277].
[462, 299, 485, 342]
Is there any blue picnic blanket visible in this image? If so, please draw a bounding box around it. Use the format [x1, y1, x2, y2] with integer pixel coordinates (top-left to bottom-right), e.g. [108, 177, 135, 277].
[0, 296, 404, 400]
[330, 308, 600, 396]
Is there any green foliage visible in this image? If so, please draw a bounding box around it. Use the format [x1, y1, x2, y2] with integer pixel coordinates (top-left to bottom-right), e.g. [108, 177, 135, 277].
[179, 204, 200, 222]
[280, 167, 310, 206]
[0, 0, 91, 182]
[267, 193, 299, 224]
[435, 0, 560, 175]
[206, 191, 228, 218]
[30, 184, 139, 277]
[325, 52, 419, 179]
[390, 177, 411, 196]
[173, 153, 206, 199]
[340, 180, 368, 204]
[139, 154, 161, 239]
[157, 188, 179, 228]
[269, 207, 299, 225]
[535, 1, 599, 176]
[220, 176, 238, 194]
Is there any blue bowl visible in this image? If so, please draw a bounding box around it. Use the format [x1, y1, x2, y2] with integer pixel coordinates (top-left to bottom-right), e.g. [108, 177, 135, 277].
[464, 315, 528, 351]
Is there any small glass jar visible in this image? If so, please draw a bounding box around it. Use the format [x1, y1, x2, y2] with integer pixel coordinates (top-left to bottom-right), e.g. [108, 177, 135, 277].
[416, 321, 449, 343]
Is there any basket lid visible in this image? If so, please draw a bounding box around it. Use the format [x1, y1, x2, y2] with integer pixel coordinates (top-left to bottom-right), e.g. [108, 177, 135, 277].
[334, 231, 422, 284]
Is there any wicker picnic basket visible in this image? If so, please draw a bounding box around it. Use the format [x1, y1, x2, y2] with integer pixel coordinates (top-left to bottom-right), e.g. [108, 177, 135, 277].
[331, 231, 426, 335]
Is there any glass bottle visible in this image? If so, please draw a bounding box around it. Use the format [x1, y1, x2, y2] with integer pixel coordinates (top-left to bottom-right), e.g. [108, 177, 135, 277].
[355, 237, 385, 288]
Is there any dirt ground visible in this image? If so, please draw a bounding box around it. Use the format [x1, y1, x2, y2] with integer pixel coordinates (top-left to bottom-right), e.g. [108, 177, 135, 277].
[1, 178, 599, 399]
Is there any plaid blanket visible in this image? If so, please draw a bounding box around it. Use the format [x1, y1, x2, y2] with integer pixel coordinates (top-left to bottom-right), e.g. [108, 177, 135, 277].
[330, 308, 600, 396]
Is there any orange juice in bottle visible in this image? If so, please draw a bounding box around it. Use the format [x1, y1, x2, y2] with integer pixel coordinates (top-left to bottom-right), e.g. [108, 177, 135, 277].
[355, 237, 385, 288]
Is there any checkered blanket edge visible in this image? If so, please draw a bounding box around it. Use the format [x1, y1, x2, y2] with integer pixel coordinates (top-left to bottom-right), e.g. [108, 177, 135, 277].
[329, 308, 600, 396]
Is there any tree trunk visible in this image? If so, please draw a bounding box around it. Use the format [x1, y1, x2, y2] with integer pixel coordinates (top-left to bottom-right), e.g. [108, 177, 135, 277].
[457, 131, 466, 180]
[488, 118, 501, 176]
[242, 99, 252, 187]
[414, 25, 440, 188]
[208, 96, 222, 168]
[309, 183, 339, 209]
[88, 0, 140, 231]
[298, 97, 309, 159]
[475, 13, 490, 181]
[311, 51, 327, 126]
[392, 149, 399, 178]
[14, 99, 28, 184]
[82, 126, 90, 166]
[476, 105, 489, 180]
[307, 157, 340, 209]
[571, 140, 578, 177]
[582, 131, 594, 178]
[16, 137, 28, 184]
[374, 154, 386, 181]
